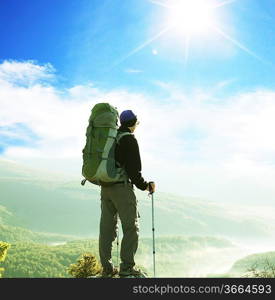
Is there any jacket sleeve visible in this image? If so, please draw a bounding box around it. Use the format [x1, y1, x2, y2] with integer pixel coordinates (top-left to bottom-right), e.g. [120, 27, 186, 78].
[120, 135, 148, 191]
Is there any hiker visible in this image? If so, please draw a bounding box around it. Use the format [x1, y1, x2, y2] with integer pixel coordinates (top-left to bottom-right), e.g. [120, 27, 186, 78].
[99, 110, 156, 278]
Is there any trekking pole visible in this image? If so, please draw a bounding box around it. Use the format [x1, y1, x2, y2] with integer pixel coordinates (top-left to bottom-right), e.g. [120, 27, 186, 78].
[116, 216, 120, 268]
[149, 182, 156, 278]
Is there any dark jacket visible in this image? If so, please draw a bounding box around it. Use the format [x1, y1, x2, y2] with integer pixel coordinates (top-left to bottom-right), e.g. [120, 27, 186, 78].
[115, 126, 148, 191]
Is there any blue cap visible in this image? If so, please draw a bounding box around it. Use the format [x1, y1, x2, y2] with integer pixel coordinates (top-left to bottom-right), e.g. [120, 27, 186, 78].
[120, 110, 137, 124]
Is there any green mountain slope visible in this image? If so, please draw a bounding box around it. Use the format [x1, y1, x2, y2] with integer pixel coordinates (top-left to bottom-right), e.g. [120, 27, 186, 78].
[0, 224, 77, 244]
[2, 236, 239, 278]
[228, 251, 275, 277]
[0, 205, 21, 226]
[1, 158, 275, 240]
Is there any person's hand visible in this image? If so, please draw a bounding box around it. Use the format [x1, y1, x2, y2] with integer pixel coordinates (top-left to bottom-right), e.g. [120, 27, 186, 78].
[146, 182, 156, 193]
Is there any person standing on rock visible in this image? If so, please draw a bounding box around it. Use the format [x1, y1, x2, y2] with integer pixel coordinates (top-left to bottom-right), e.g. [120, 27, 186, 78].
[99, 109, 156, 278]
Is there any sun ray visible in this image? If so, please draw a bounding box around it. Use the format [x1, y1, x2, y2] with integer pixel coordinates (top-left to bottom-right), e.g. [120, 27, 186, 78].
[149, 0, 169, 8]
[212, 25, 268, 64]
[151, 0, 237, 10]
[214, 0, 237, 9]
[111, 26, 171, 68]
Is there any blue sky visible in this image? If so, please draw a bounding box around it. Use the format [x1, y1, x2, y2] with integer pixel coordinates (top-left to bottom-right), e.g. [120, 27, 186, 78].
[1, 0, 274, 93]
[1, 0, 275, 202]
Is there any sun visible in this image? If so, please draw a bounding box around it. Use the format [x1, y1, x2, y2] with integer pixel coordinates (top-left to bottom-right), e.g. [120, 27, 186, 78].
[165, 0, 215, 36]
[112, 0, 264, 68]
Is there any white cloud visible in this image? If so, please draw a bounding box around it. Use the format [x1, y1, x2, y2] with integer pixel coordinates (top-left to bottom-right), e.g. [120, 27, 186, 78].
[0, 60, 55, 86]
[1, 60, 275, 204]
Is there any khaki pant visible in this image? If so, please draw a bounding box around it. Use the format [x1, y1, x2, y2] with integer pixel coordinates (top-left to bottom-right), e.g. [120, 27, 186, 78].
[99, 182, 139, 272]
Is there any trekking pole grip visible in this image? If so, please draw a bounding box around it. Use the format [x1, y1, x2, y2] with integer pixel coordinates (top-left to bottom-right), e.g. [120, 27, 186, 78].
[148, 181, 154, 194]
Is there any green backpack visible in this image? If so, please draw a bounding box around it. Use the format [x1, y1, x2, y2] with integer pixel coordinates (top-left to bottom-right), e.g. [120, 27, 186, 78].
[81, 103, 130, 186]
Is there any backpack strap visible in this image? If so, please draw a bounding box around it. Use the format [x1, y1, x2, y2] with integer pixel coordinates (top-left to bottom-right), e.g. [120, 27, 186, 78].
[116, 132, 132, 145]
[116, 132, 133, 186]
